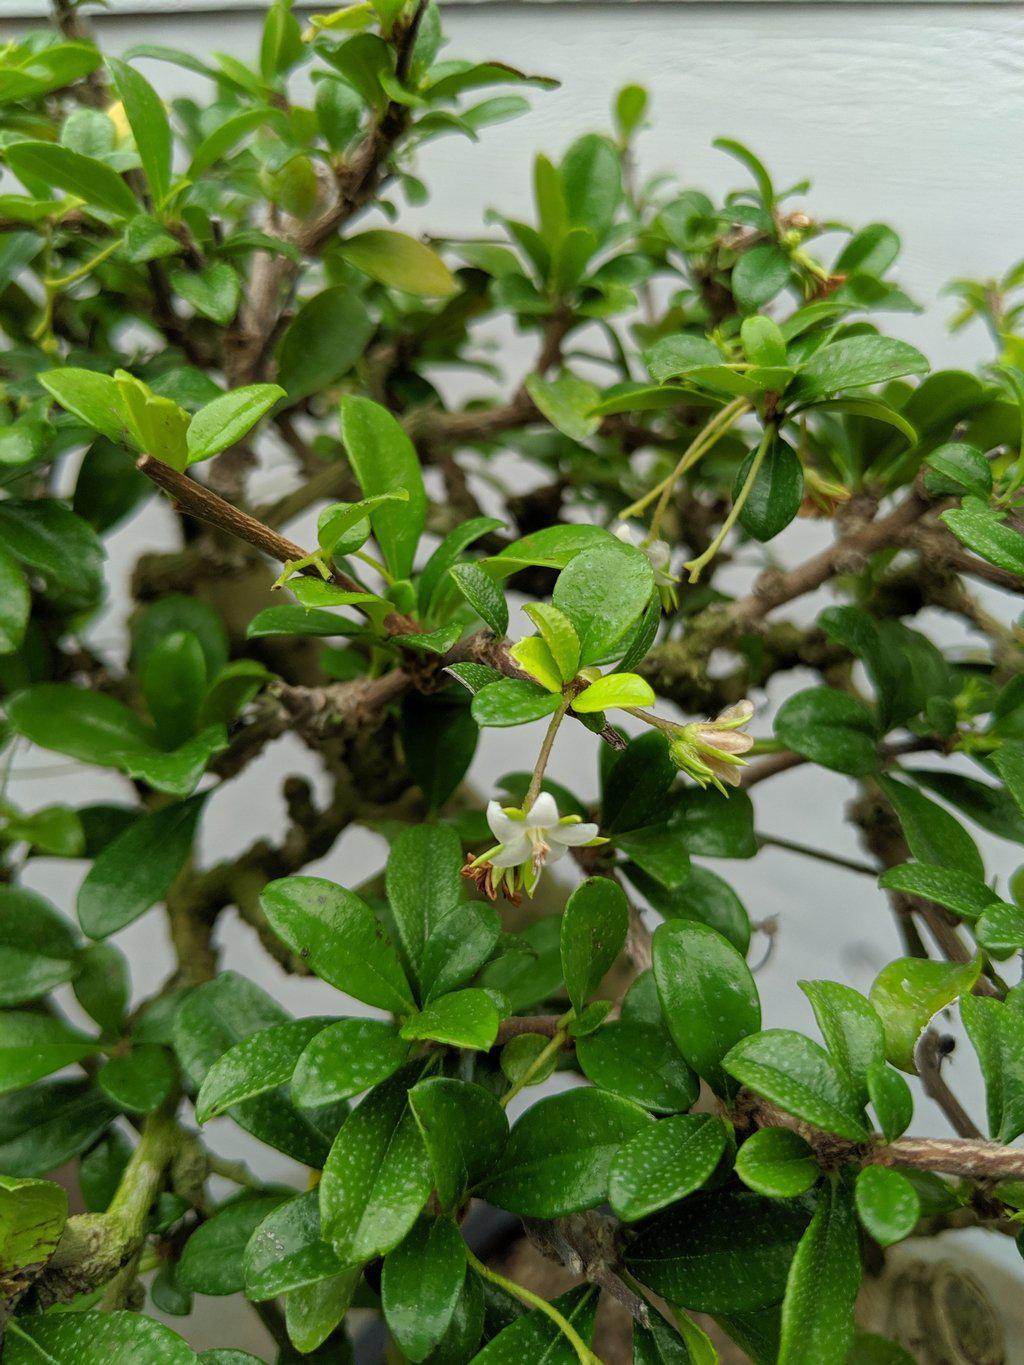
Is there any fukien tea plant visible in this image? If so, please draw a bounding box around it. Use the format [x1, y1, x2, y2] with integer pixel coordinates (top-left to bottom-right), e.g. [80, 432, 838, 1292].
[2, 2, 1024, 1361]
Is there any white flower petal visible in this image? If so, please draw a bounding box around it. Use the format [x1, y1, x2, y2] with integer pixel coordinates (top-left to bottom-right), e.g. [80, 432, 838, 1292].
[490, 834, 531, 867]
[545, 842, 569, 864]
[487, 800, 521, 843]
[551, 821, 600, 847]
[525, 792, 559, 829]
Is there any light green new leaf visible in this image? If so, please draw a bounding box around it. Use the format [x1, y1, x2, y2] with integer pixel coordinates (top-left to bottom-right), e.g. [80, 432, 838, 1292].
[38, 368, 126, 445]
[261, 875, 415, 1013]
[339, 395, 426, 579]
[869, 955, 981, 1073]
[186, 385, 285, 464]
[524, 370, 601, 442]
[107, 57, 172, 205]
[571, 672, 654, 714]
[340, 229, 457, 296]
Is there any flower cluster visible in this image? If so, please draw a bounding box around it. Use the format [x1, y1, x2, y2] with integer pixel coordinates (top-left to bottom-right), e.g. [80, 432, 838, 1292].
[462, 793, 605, 901]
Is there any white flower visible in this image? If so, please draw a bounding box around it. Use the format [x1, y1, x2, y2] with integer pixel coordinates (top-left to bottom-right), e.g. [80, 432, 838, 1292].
[614, 521, 676, 590]
[463, 792, 604, 900]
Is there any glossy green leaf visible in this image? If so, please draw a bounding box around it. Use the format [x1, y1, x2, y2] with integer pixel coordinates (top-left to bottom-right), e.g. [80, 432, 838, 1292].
[609, 1113, 727, 1221]
[774, 688, 878, 776]
[195, 1016, 333, 1122]
[576, 1020, 698, 1113]
[77, 795, 204, 938]
[480, 1087, 651, 1217]
[961, 994, 1024, 1143]
[799, 980, 884, 1104]
[260, 875, 415, 1012]
[292, 1018, 409, 1109]
[243, 1190, 349, 1300]
[878, 863, 998, 921]
[552, 541, 654, 666]
[408, 1076, 509, 1212]
[571, 672, 654, 714]
[653, 920, 760, 1097]
[525, 370, 601, 442]
[865, 1061, 914, 1142]
[319, 1062, 432, 1263]
[0, 1174, 67, 1298]
[869, 955, 981, 1073]
[339, 395, 427, 579]
[724, 1030, 869, 1141]
[6, 140, 138, 219]
[471, 677, 562, 727]
[340, 229, 456, 296]
[98, 1044, 175, 1114]
[790, 335, 928, 401]
[400, 989, 500, 1050]
[0, 1013, 98, 1094]
[878, 774, 983, 880]
[179, 1195, 289, 1296]
[276, 286, 373, 403]
[185, 385, 284, 464]
[777, 1176, 860, 1365]
[471, 1284, 598, 1364]
[449, 562, 509, 636]
[107, 58, 172, 205]
[4, 1312, 195, 1364]
[735, 1127, 818, 1198]
[854, 1166, 920, 1246]
[560, 876, 629, 1016]
[382, 1216, 467, 1362]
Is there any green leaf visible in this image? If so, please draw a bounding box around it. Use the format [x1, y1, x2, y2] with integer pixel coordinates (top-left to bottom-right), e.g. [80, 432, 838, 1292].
[38, 368, 126, 445]
[107, 58, 172, 205]
[5, 1312, 196, 1364]
[340, 229, 456, 296]
[0, 1013, 98, 1094]
[485, 524, 613, 577]
[320, 1063, 433, 1263]
[260, 875, 415, 1012]
[552, 541, 654, 665]
[869, 955, 981, 1073]
[407, 1076, 509, 1212]
[854, 1166, 920, 1247]
[609, 1113, 728, 1222]
[0, 499, 104, 611]
[247, 604, 348, 639]
[0, 1174, 67, 1298]
[735, 1127, 818, 1199]
[524, 370, 601, 443]
[571, 672, 654, 714]
[5, 140, 139, 219]
[449, 562, 509, 636]
[471, 677, 561, 727]
[907, 766, 1024, 843]
[961, 994, 1024, 1143]
[941, 500, 1024, 577]
[292, 1018, 409, 1109]
[73, 944, 129, 1034]
[671, 786, 757, 858]
[179, 1195, 289, 1296]
[923, 442, 993, 499]
[866, 1062, 913, 1142]
[800, 396, 918, 445]
[625, 1189, 811, 1312]
[385, 822, 463, 976]
[471, 1284, 598, 1365]
[975, 900, 1024, 957]
[243, 1190, 349, 1300]
[0, 547, 30, 656]
[185, 385, 284, 465]
[0, 1079, 115, 1178]
[741, 315, 788, 368]
[480, 1087, 651, 1217]
[601, 730, 675, 833]
[339, 395, 426, 579]
[560, 877, 629, 1015]
[195, 1016, 333, 1122]
[646, 334, 723, 385]
[173, 972, 330, 1166]
[777, 1177, 860, 1365]
[276, 286, 373, 403]
[798, 980, 884, 1104]
[790, 335, 928, 401]
[400, 989, 500, 1051]
[382, 1216, 467, 1362]
[878, 863, 999, 920]
[77, 795, 204, 938]
[6, 684, 225, 798]
[576, 1020, 698, 1113]
[97, 1044, 175, 1114]
[141, 630, 206, 748]
[732, 243, 791, 311]
[417, 516, 505, 616]
[419, 900, 502, 1004]
[400, 689, 479, 813]
[522, 604, 581, 683]
[169, 261, 240, 325]
[878, 774, 983, 880]
[735, 433, 803, 542]
[284, 1268, 360, 1355]
[652, 920, 760, 1097]
[724, 1030, 869, 1140]
[774, 688, 878, 776]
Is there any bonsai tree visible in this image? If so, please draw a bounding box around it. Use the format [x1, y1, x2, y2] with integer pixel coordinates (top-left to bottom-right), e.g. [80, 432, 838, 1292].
[1, 2, 1023, 1360]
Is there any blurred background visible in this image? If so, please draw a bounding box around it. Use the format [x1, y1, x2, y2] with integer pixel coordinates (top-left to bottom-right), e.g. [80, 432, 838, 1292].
[4, 0, 1024, 1357]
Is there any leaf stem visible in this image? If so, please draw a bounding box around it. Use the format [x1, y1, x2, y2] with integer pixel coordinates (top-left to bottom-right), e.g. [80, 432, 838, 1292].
[464, 1247, 602, 1365]
[523, 697, 571, 812]
[619, 397, 748, 527]
[499, 1018, 570, 1109]
[683, 421, 774, 583]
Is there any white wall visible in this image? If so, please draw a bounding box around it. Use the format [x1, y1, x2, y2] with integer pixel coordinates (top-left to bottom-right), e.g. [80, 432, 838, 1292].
[7, 3, 1024, 1355]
